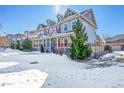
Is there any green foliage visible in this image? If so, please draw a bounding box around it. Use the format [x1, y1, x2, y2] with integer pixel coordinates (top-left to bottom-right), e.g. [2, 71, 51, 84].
[22, 39, 32, 50]
[16, 40, 20, 49]
[10, 43, 15, 49]
[70, 19, 92, 60]
[40, 44, 44, 53]
[19, 48, 23, 51]
[104, 45, 112, 53]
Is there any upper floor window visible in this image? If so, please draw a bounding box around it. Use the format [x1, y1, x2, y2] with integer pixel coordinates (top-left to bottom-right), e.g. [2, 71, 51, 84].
[72, 21, 77, 30]
[56, 25, 61, 33]
[68, 12, 71, 16]
[58, 17, 61, 22]
[64, 24, 68, 32]
[47, 30, 50, 35]
[44, 31, 47, 36]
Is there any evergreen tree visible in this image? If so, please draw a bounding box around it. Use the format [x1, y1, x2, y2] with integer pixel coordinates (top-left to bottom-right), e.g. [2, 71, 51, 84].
[22, 39, 32, 50]
[70, 19, 92, 60]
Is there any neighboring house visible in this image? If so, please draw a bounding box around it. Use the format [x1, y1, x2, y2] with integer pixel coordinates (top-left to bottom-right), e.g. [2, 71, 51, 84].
[106, 34, 124, 50]
[24, 30, 38, 40]
[7, 34, 24, 48]
[29, 8, 97, 52]
[24, 30, 39, 49]
[95, 34, 104, 45]
[0, 36, 11, 47]
[7, 34, 24, 42]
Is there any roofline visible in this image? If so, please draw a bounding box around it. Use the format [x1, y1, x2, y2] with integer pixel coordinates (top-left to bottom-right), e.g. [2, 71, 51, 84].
[37, 13, 97, 32]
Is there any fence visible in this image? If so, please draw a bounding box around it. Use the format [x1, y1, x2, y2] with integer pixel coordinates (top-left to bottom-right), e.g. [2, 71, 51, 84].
[51, 43, 124, 58]
[90, 43, 124, 53]
[89, 44, 104, 53]
[106, 42, 124, 51]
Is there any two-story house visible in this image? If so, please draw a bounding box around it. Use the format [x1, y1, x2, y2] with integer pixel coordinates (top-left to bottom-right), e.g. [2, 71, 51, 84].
[31, 8, 97, 52]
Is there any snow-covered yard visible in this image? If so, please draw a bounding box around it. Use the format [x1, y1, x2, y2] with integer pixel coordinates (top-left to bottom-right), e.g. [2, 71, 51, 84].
[0, 48, 124, 88]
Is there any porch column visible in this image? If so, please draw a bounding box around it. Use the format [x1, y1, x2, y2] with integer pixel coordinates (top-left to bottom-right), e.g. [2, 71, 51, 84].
[32, 40, 34, 48]
[63, 37, 65, 48]
[57, 37, 58, 50]
[45, 38, 47, 52]
[38, 40, 40, 50]
[49, 38, 51, 52]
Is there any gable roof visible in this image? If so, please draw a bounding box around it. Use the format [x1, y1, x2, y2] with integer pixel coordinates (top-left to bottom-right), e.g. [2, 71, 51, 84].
[47, 19, 56, 26]
[62, 8, 78, 20]
[80, 9, 97, 26]
[57, 13, 63, 18]
[80, 9, 90, 14]
[50, 30, 57, 36]
[37, 24, 47, 31]
[61, 8, 97, 28]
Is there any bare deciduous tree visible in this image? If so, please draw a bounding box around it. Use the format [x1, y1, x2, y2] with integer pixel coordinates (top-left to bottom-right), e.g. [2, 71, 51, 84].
[103, 34, 111, 40]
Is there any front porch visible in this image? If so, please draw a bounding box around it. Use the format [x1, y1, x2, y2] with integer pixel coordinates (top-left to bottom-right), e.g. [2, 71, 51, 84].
[44, 36, 72, 53]
[32, 32, 73, 52]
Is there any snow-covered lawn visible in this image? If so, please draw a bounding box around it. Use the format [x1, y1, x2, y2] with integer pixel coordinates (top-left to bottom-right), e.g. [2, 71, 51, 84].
[0, 68, 48, 88]
[0, 49, 124, 88]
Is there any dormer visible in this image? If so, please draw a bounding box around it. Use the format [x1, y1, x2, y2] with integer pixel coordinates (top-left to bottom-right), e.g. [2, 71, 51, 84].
[81, 9, 97, 26]
[37, 24, 46, 31]
[62, 8, 77, 20]
[57, 14, 63, 22]
[47, 19, 56, 26]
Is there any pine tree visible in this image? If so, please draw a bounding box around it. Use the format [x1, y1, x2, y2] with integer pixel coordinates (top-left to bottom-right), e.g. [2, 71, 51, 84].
[70, 19, 92, 60]
[22, 39, 32, 50]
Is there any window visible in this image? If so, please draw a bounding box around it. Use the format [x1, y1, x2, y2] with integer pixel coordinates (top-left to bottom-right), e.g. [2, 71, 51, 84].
[44, 31, 47, 36]
[47, 30, 50, 35]
[68, 12, 71, 16]
[47, 39, 49, 47]
[64, 24, 68, 31]
[58, 17, 60, 22]
[40, 31, 45, 37]
[56, 25, 61, 33]
[72, 21, 77, 30]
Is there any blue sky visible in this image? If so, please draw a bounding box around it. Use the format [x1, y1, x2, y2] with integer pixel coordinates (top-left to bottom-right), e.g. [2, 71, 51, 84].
[0, 5, 124, 37]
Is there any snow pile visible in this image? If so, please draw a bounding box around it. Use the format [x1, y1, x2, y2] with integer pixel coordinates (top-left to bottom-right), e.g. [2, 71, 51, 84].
[0, 52, 21, 57]
[99, 51, 124, 62]
[114, 51, 124, 56]
[0, 62, 19, 69]
[0, 69, 48, 88]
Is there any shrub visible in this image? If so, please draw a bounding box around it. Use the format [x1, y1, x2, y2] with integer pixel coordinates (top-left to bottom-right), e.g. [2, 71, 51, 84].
[19, 47, 23, 51]
[10, 43, 15, 49]
[40, 44, 44, 53]
[10, 42, 17, 49]
[104, 45, 112, 53]
[16, 40, 20, 49]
